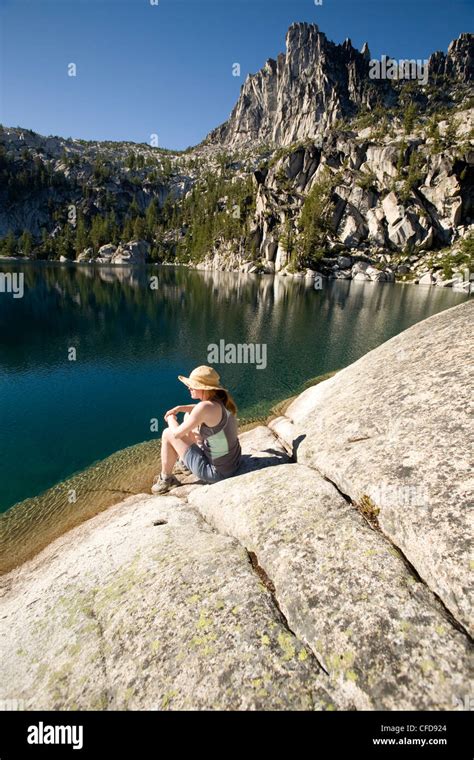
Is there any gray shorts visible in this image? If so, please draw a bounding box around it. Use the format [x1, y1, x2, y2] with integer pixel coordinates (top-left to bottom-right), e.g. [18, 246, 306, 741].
[181, 443, 224, 484]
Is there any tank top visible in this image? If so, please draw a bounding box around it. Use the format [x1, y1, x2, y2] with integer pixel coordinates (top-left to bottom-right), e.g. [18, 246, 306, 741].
[199, 401, 242, 477]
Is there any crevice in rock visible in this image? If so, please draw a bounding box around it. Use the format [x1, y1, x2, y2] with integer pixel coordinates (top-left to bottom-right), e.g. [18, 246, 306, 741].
[320, 474, 381, 530]
[316, 467, 472, 641]
[87, 593, 113, 709]
[387, 548, 471, 640]
[248, 551, 276, 594]
[246, 550, 330, 676]
[272, 422, 472, 640]
[270, 420, 472, 641]
[181, 494, 332, 677]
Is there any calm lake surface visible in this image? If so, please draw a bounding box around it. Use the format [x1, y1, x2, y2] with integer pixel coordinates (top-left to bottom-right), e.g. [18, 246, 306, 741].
[0, 262, 469, 517]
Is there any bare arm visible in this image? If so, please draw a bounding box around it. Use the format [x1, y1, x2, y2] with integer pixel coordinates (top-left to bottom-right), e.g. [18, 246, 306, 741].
[164, 403, 196, 421]
[170, 403, 209, 440]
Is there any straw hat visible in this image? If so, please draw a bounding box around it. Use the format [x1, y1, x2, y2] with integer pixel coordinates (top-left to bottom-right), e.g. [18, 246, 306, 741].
[178, 365, 227, 391]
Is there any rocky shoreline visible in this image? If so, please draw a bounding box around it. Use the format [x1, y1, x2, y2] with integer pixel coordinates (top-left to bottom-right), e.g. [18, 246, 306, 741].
[1, 301, 472, 710]
[193, 248, 473, 293]
[1, 250, 472, 294]
[0, 379, 315, 577]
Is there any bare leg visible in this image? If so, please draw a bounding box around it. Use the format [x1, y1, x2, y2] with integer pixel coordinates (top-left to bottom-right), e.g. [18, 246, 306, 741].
[161, 427, 195, 477]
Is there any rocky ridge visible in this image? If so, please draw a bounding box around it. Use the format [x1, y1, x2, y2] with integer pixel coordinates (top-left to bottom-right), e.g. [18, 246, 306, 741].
[208, 24, 473, 149]
[0, 24, 473, 287]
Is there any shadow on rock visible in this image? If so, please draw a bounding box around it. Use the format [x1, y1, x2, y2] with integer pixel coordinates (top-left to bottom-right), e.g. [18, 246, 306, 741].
[237, 447, 291, 475]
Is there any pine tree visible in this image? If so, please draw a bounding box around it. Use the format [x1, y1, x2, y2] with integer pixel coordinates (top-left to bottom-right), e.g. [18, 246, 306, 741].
[41, 229, 51, 257]
[106, 210, 119, 245]
[90, 215, 108, 251]
[122, 218, 133, 242]
[19, 229, 33, 256]
[403, 102, 417, 134]
[161, 195, 174, 225]
[128, 197, 140, 217]
[297, 168, 336, 266]
[57, 225, 75, 260]
[4, 230, 17, 256]
[145, 199, 158, 236]
[75, 216, 89, 255]
[133, 216, 147, 240]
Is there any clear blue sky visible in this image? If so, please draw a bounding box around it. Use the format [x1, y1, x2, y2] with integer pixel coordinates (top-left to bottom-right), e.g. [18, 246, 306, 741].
[0, 0, 472, 150]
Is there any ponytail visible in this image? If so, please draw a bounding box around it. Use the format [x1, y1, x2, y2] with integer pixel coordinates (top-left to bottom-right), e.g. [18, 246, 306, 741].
[208, 388, 238, 416]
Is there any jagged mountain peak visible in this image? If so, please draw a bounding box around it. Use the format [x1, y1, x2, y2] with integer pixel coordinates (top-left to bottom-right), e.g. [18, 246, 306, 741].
[360, 42, 371, 60]
[206, 23, 371, 149]
[430, 32, 474, 82]
[207, 23, 473, 150]
[286, 21, 320, 37]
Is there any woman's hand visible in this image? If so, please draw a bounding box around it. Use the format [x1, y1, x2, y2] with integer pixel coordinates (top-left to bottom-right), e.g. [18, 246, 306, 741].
[164, 406, 182, 421]
[164, 404, 196, 421]
[166, 413, 179, 430]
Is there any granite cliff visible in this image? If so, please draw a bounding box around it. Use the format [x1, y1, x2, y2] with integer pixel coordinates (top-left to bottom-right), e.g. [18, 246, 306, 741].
[208, 23, 473, 148]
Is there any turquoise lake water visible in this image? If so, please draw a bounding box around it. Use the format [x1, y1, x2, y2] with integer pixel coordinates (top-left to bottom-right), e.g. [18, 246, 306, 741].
[0, 262, 469, 513]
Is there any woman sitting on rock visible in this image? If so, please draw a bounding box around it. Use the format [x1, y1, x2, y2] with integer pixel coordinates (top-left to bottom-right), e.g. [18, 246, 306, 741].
[152, 366, 242, 494]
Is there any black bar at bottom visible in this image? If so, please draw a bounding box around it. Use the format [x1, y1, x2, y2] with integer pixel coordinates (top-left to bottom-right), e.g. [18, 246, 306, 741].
[0, 710, 471, 758]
